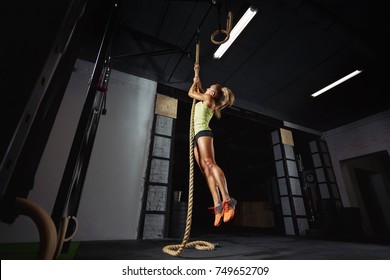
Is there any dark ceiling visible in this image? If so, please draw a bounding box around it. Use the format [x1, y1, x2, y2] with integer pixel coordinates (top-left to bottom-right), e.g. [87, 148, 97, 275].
[102, 0, 389, 132]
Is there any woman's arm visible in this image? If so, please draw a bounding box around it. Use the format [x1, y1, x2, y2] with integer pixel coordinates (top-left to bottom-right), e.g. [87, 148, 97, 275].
[188, 63, 209, 101]
[188, 78, 210, 103]
[193, 63, 204, 93]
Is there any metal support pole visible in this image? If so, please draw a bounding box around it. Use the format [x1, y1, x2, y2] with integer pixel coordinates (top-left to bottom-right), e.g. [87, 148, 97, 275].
[51, 1, 119, 251]
[0, 0, 88, 224]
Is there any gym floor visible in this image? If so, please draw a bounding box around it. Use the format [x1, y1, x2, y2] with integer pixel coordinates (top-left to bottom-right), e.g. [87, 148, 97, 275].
[74, 232, 390, 260]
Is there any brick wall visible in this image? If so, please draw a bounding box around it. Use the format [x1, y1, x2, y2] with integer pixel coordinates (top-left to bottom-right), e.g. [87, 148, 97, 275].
[323, 110, 390, 207]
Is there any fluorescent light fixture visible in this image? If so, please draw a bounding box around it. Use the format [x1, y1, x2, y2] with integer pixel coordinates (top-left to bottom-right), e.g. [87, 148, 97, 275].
[311, 69, 363, 97]
[213, 6, 258, 59]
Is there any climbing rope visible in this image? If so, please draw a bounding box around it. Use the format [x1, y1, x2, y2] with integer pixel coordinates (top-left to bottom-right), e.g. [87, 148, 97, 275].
[162, 38, 216, 256]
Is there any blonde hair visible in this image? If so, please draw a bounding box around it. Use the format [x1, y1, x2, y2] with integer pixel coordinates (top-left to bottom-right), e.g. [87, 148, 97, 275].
[213, 84, 235, 119]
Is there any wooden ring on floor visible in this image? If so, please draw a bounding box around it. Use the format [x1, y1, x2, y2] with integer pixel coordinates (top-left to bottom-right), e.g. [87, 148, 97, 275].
[15, 197, 57, 259]
[54, 216, 79, 259]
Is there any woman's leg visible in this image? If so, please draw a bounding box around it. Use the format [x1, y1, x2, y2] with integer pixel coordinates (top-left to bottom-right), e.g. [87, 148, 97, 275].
[196, 136, 236, 223]
[194, 145, 221, 206]
[196, 136, 230, 202]
[194, 145, 223, 226]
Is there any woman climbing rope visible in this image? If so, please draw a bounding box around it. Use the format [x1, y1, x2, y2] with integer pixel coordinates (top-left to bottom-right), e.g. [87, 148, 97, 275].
[188, 63, 237, 227]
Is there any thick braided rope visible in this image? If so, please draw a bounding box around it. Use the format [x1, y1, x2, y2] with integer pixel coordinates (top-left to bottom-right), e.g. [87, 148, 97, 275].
[162, 41, 215, 256]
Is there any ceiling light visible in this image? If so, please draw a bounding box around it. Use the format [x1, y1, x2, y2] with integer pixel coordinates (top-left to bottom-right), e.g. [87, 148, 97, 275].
[311, 70, 363, 97]
[213, 6, 258, 59]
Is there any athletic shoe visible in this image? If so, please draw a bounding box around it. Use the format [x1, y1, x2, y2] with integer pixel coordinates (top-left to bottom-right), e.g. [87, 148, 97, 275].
[208, 203, 223, 227]
[222, 198, 237, 223]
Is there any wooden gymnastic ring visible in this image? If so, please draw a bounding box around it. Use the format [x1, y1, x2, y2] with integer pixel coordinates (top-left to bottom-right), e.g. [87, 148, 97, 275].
[15, 197, 57, 259]
[210, 11, 233, 45]
[54, 216, 79, 259]
[211, 29, 230, 45]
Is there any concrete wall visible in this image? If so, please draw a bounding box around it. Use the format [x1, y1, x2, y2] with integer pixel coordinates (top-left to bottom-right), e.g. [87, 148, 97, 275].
[0, 59, 156, 242]
[323, 109, 390, 208]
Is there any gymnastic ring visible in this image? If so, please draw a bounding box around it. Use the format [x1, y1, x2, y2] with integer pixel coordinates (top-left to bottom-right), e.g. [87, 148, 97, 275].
[54, 215, 79, 259]
[15, 197, 57, 259]
[211, 11, 233, 45]
[211, 29, 230, 45]
[63, 216, 78, 241]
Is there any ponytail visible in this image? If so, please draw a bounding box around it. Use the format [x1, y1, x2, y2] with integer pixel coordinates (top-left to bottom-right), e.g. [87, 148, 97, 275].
[214, 85, 235, 119]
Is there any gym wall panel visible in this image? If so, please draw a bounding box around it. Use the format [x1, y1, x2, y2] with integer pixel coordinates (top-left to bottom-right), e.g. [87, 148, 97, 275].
[76, 64, 157, 241]
[0, 59, 157, 242]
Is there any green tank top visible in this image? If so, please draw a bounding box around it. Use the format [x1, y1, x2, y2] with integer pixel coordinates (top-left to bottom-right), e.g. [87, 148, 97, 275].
[194, 102, 214, 135]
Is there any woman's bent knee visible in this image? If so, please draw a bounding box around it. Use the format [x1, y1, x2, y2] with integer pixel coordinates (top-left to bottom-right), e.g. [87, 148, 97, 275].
[204, 160, 219, 174]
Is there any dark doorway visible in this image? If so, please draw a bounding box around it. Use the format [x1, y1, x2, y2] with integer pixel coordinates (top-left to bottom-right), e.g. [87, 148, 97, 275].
[354, 168, 390, 235]
[171, 99, 280, 235]
[341, 151, 390, 237]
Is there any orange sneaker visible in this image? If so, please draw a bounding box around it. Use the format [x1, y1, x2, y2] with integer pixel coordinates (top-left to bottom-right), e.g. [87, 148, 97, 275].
[208, 203, 223, 227]
[222, 198, 237, 223]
